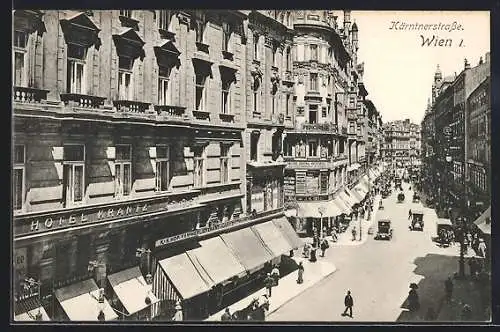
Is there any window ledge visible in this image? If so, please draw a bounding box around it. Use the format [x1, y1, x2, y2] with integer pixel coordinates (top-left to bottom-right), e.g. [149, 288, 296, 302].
[219, 113, 235, 122]
[222, 50, 234, 61]
[159, 29, 176, 40]
[196, 41, 210, 53]
[193, 110, 210, 119]
[119, 15, 140, 30]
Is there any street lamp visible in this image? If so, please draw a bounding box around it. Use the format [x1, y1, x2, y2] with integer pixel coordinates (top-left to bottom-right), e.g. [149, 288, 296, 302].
[318, 206, 325, 238]
[456, 216, 469, 279]
[136, 248, 152, 283]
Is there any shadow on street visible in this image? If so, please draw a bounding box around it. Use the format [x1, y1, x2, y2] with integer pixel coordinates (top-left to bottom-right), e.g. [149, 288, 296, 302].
[397, 253, 491, 322]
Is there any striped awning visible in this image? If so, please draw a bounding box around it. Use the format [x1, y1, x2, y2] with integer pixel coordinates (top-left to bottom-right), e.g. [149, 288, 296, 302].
[343, 188, 361, 205]
[474, 206, 491, 235]
[297, 201, 342, 218]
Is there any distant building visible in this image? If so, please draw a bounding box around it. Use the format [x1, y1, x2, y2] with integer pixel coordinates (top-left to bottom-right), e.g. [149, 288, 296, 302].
[381, 119, 421, 172]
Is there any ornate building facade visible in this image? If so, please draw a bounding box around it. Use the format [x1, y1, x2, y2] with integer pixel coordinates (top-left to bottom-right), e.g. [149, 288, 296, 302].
[381, 119, 421, 175]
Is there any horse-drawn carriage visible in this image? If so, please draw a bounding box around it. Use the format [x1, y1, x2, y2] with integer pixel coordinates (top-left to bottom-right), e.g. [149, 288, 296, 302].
[436, 218, 454, 247]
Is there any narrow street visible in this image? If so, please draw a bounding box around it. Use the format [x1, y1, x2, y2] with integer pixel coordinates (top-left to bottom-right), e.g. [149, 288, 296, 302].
[268, 183, 486, 322]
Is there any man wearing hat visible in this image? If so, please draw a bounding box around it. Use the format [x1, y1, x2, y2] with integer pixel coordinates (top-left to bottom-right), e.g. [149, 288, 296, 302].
[173, 301, 183, 321]
[264, 273, 274, 297]
[478, 238, 487, 258]
[221, 307, 232, 321]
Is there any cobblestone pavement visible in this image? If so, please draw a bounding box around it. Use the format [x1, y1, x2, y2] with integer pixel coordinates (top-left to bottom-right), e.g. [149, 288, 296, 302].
[267, 182, 491, 322]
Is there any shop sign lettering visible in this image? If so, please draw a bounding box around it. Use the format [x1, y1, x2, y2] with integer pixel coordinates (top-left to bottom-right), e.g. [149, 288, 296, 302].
[23, 203, 150, 234]
[155, 218, 246, 248]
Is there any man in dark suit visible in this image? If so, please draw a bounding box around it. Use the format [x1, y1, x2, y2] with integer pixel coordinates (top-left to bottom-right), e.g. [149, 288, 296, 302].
[342, 290, 354, 318]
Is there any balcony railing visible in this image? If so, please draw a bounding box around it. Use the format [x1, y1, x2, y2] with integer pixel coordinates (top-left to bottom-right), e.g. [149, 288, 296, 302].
[13, 87, 49, 103]
[60, 93, 106, 108]
[154, 105, 187, 120]
[113, 100, 151, 113]
[271, 113, 285, 125]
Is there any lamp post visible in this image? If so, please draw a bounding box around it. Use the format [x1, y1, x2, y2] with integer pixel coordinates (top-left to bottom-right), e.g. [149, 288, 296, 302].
[318, 206, 325, 238]
[136, 248, 152, 283]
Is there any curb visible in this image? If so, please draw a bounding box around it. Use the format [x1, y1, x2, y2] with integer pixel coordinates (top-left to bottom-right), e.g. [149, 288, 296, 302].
[265, 264, 338, 317]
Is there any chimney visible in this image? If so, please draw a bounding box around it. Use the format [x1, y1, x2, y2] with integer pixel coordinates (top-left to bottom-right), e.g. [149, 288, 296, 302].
[485, 52, 490, 64]
[464, 58, 470, 70]
[479, 57, 483, 65]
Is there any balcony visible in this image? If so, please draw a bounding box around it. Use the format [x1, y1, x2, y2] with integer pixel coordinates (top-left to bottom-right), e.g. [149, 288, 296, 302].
[282, 70, 294, 85]
[271, 113, 285, 126]
[304, 90, 322, 102]
[154, 105, 189, 122]
[13, 87, 49, 104]
[113, 100, 151, 113]
[60, 93, 106, 109]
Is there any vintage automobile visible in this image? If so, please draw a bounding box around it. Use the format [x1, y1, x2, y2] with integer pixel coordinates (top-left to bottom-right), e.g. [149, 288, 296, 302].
[436, 218, 454, 247]
[397, 192, 405, 203]
[409, 210, 424, 231]
[375, 219, 393, 240]
[412, 192, 420, 203]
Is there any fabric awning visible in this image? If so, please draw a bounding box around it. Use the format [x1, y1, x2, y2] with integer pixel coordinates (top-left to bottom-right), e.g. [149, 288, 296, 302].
[297, 201, 342, 218]
[284, 209, 297, 217]
[220, 227, 274, 273]
[474, 206, 491, 235]
[107, 266, 158, 316]
[351, 186, 367, 201]
[252, 221, 294, 257]
[332, 197, 351, 214]
[273, 217, 303, 249]
[360, 175, 373, 187]
[368, 169, 378, 179]
[338, 191, 355, 208]
[186, 236, 247, 286]
[54, 279, 118, 321]
[14, 297, 50, 321]
[343, 189, 360, 205]
[156, 252, 212, 300]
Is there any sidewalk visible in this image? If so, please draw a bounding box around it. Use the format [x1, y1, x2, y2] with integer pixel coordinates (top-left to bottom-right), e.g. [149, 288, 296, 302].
[333, 194, 382, 247]
[206, 255, 337, 321]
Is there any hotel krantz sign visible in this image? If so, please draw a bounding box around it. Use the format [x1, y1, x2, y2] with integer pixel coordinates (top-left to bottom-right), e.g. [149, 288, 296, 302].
[14, 197, 199, 237]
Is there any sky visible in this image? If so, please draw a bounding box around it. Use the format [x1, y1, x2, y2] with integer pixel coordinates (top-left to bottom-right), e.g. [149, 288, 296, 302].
[351, 11, 490, 124]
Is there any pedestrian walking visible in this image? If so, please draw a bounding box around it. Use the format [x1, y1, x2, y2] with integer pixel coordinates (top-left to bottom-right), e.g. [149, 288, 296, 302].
[320, 237, 329, 257]
[461, 304, 472, 320]
[264, 273, 274, 297]
[478, 238, 487, 258]
[408, 209, 412, 220]
[351, 226, 357, 241]
[271, 265, 280, 286]
[221, 308, 232, 321]
[172, 301, 183, 321]
[296, 261, 304, 284]
[342, 290, 354, 318]
[444, 276, 453, 303]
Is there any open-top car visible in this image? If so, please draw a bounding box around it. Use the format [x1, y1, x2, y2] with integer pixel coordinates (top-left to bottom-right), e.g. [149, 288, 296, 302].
[375, 219, 393, 240]
[409, 210, 424, 231]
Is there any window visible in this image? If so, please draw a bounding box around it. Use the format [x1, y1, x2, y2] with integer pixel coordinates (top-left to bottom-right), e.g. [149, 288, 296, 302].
[310, 45, 318, 61]
[285, 47, 291, 71]
[283, 138, 292, 156]
[309, 141, 318, 157]
[252, 77, 260, 113]
[322, 107, 327, 118]
[156, 146, 170, 192]
[272, 46, 277, 66]
[63, 145, 85, 207]
[271, 93, 276, 115]
[195, 73, 207, 111]
[158, 10, 171, 31]
[285, 94, 290, 117]
[195, 17, 206, 43]
[222, 21, 231, 52]
[115, 145, 132, 198]
[310, 73, 318, 91]
[118, 56, 134, 100]
[221, 76, 231, 114]
[158, 66, 171, 105]
[13, 30, 28, 87]
[13, 145, 25, 211]
[250, 134, 259, 161]
[120, 10, 132, 18]
[320, 172, 328, 194]
[309, 105, 317, 124]
[67, 44, 87, 94]
[193, 146, 206, 187]
[220, 144, 230, 183]
[253, 35, 259, 59]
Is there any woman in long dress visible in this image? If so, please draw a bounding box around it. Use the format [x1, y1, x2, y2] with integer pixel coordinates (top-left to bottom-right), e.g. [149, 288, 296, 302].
[297, 262, 305, 284]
